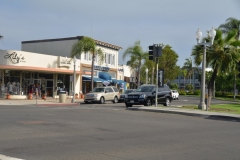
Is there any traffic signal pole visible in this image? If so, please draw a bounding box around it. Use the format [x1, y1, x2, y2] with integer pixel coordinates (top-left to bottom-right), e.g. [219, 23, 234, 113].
[148, 44, 162, 107]
[155, 59, 158, 107]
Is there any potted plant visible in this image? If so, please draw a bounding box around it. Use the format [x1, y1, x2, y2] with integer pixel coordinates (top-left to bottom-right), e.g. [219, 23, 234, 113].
[42, 93, 46, 100]
[28, 93, 33, 100]
[6, 93, 10, 99]
[75, 93, 78, 99]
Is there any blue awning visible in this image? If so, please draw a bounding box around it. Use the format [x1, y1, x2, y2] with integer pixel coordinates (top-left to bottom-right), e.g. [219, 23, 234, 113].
[82, 76, 105, 82]
[112, 79, 126, 84]
[98, 72, 111, 81]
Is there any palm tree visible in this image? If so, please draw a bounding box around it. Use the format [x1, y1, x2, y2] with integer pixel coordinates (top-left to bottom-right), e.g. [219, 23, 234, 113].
[181, 69, 187, 90]
[219, 17, 240, 100]
[192, 29, 240, 108]
[219, 17, 240, 40]
[71, 36, 104, 91]
[182, 57, 195, 85]
[122, 41, 148, 87]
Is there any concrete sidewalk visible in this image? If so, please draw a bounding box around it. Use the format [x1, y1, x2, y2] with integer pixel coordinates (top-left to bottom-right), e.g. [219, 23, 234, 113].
[0, 97, 84, 106]
[128, 106, 240, 120]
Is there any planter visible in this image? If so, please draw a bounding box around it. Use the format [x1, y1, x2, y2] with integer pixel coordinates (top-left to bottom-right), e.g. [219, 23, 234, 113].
[28, 94, 33, 100]
[80, 94, 84, 99]
[75, 94, 78, 99]
[6, 94, 10, 99]
[42, 95, 46, 100]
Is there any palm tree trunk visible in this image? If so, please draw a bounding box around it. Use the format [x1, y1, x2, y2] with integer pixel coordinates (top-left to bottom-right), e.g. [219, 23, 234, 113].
[234, 74, 236, 101]
[91, 53, 95, 91]
[207, 69, 218, 109]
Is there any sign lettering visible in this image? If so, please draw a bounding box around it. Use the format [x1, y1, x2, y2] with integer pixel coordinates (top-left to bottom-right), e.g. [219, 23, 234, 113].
[4, 52, 26, 64]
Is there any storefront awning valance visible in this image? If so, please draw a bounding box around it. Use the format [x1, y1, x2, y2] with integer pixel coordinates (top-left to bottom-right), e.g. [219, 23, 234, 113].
[82, 76, 105, 82]
[112, 79, 126, 84]
[98, 72, 111, 81]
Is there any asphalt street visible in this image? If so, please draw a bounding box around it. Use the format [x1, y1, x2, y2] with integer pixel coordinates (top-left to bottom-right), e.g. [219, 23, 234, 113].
[0, 99, 240, 160]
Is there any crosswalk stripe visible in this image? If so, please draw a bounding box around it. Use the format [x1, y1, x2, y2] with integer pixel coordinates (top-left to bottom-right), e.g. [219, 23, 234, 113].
[0, 154, 24, 160]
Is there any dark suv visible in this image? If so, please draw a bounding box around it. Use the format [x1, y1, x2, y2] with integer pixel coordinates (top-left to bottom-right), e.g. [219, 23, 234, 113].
[125, 84, 172, 107]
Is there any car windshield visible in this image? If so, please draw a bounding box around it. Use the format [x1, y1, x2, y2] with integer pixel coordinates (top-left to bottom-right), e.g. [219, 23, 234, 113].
[135, 86, 154, 92]
[92, 88, 105, 92]
[124, 90, 134, 94]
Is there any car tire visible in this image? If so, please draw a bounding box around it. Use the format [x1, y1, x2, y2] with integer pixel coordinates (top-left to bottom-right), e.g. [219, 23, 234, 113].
[100, 97, 105, 104]
[144, 98, 152, 106]
[113, 96, 118, 103]
[164, 98, 170, 106]
[125, 103, 132, 108]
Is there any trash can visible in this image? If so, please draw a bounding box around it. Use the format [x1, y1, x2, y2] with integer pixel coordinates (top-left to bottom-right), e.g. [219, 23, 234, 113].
[59, 91, 66, 103]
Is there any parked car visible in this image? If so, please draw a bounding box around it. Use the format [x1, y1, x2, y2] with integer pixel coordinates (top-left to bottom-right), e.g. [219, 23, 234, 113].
[171, 90, 179, 100]
[118, 89, 135, 103]
[84, 86, 119, 104]
[125, 84, 172, 108]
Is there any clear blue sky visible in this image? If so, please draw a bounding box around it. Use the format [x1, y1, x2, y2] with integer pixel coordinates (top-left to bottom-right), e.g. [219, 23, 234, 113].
[1, 0, 239, 67]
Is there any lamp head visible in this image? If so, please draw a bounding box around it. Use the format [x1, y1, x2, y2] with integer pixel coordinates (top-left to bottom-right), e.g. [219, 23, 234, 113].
[196, 28, 202, 44]
[145, 68, 148, 72]
[73, 56, 77, 63]
[209, 27, 216, 45]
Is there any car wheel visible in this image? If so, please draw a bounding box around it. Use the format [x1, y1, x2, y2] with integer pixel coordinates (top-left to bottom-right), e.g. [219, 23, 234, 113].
[125, 103, 132, 108]
[113, 96, 118, 103]
[99, 97, 105, 104]
[164, 98, 170, 106]
[144, 98, 152, 106]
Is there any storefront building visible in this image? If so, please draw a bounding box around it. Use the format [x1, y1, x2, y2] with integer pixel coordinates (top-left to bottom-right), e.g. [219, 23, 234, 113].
[21, 36, 127, 94]
[0, 50, 86, 99]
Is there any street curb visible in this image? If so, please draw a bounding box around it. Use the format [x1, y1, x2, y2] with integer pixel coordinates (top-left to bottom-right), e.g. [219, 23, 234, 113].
[36, 103, 80, 107]
[127, 107, 240, 121]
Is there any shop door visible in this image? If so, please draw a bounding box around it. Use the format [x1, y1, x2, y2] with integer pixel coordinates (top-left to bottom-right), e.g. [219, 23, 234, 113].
[46, 80, 53, 97]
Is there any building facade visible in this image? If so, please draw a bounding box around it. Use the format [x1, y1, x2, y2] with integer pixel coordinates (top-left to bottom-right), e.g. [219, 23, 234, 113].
[0, 50, 86, 99]
[21, 36, 129, 94]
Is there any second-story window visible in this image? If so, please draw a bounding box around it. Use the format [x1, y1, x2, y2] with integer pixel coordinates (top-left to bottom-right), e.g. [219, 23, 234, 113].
[88, 53, 92, 61]
[108, 54, 111, 64]
[84, 52, 87, 60]
[105, 53, 107, 64]
[112, 55, 115, 65]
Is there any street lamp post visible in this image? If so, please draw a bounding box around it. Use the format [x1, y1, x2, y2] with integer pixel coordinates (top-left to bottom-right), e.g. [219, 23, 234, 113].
[72, 56, 77, 103]
[145, 68, 148, 84]
[195, 27, 216, 110]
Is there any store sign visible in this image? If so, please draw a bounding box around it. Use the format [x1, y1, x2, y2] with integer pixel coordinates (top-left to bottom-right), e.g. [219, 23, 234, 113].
[94, 65, 110, 71]
[59, 56, 71, 68]
[118, 68, 124, 72]
[4, 52, 26, 64]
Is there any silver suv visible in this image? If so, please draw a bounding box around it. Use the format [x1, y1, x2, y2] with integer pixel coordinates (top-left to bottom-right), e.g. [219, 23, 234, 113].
[84, 86, 119, 104]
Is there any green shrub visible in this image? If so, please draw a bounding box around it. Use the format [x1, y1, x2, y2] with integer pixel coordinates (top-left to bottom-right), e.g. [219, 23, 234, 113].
[194, 90, 200, 95]
[179, 89, 186, 95]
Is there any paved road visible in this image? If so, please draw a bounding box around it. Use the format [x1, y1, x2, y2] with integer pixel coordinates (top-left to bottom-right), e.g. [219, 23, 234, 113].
[0, 103, 240, 160]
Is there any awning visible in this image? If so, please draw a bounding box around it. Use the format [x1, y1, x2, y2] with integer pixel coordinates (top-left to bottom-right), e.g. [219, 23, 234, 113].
[112, 79, 126, 84]
[98, 72, 111, 81]
[82, 76, 105, 82]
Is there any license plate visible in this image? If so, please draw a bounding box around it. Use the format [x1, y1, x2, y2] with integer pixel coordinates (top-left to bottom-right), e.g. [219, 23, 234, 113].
[130, 100, 134, 103]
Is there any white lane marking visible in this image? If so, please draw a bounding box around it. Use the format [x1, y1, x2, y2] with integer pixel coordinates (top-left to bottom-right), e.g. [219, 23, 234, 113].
[0, 154, 24, 160]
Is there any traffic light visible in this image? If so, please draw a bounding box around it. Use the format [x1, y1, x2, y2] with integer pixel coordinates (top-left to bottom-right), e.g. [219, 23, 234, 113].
[149, 45, 162, 61]
[149, 45, 157, 61]
[158, 69, 164, 87]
